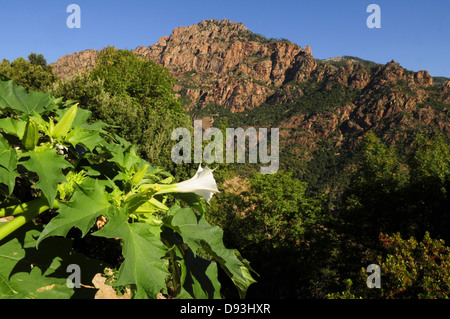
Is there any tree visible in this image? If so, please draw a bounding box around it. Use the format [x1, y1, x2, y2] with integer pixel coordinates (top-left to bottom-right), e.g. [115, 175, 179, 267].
[27, 53, 48, 68]
[339, 132, 409, 244]
[339, 132, 450, 245]
[91, 47, 183, 114]
[208, 171, 325, 250]
[329, 232, 450, 299]
[407, 134, 450, 241]
[0, 54, 58, 92]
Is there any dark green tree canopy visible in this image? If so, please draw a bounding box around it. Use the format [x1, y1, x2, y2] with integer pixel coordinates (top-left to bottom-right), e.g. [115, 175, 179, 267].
[91, 47, 183, 114]
[0, 53, 57, 92]
[27, 52, 48, 67]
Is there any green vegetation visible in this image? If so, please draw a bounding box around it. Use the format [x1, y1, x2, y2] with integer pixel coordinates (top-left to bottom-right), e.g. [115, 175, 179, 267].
[340, 133, 450, 245]
[0, 53, 58, 92]
[206, 171, 337, 298]
[208, 171, 326, 251]
[47, 48, 194, 180]
[198, 19, 291, 44]
[432, 76, 450, 87]
[191, 80, 361, 128]
[1, 49, 449, 300]
[417, 85, 450, 111]
[205, 132, 450, 298]
[318, 56, 380, 70]
[91, 47, 183, 114]
[240, 32, 291, 44]
[329, 232, 450, 299]
[0, 79, 255, 299]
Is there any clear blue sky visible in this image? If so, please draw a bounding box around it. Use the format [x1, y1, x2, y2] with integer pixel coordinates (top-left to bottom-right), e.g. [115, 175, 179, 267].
[1, 0, 449, 77]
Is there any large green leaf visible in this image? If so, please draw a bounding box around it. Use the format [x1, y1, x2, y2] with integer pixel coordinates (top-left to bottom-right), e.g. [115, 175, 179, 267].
[177, 249, 222, 299]
[171, 192, 207, 215]
[37, 179, 111, 246]
[0, 223, 103, 299]
[21, 146, 72, 207]
[66, 126, 106, 152]
[0, 134, 18, 194]
[93, 206, 170, 299]
[0, 80, 55, 115]
[108, 144, 141, 171]
[0, 118, 26, 139]
[161, 226, 221, 299]
[167, 205, 257, 298]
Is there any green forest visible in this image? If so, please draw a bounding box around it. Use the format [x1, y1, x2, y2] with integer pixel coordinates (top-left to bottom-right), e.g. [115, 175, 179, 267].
[0, 50, 449, 299]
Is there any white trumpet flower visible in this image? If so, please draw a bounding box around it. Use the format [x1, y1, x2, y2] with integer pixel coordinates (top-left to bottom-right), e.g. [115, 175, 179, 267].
[173, 165, 219, 203]
[147, 165, 219, 203]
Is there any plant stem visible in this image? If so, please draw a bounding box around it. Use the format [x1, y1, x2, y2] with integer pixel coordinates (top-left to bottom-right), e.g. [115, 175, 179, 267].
[139, 184, 175, 193]
[0, 198, 59, 242]
[0, 197, 47, 218]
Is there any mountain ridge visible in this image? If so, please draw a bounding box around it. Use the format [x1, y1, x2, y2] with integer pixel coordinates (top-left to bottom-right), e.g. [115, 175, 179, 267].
[49, 19, 450, 164]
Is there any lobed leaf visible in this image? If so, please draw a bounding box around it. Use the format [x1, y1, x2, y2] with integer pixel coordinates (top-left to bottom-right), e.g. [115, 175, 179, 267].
[37, 179, 111, 246]
[93, 206, 170, 298]
[21, 146, 72, 208]
[166, 205, 257, 298]
[0, 80, 55, 115]
[0, 118, 26, 139]
[161, 225, 222, 299]
[66, 126, 106, 152]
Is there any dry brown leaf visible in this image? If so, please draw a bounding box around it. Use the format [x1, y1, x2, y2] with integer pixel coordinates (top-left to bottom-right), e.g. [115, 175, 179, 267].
[0, 216, 14, 223]
[92, 271, 130, 299]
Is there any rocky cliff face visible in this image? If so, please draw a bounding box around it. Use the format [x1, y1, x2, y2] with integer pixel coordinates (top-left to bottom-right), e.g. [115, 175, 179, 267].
[50, 19, 450, 154]
[52, 19, 317, 112]
[51, 49, 99, 79]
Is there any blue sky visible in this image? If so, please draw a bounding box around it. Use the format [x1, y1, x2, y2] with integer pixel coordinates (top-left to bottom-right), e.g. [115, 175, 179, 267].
[1, 0, 449, 77]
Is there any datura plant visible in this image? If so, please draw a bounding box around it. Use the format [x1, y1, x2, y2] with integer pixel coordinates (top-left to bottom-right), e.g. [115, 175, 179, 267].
[0, 80, 256, 299]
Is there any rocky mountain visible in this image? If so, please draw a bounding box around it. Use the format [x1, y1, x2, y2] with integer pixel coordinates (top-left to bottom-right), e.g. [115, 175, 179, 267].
[50, 19, 450, 172]
[52, 19, 315, 112]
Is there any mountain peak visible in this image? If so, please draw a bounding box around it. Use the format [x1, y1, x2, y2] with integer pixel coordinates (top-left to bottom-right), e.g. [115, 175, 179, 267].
[168, 18, 248, 40]
[153, 18, 295, 54]
[197, 18, 248, 31]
